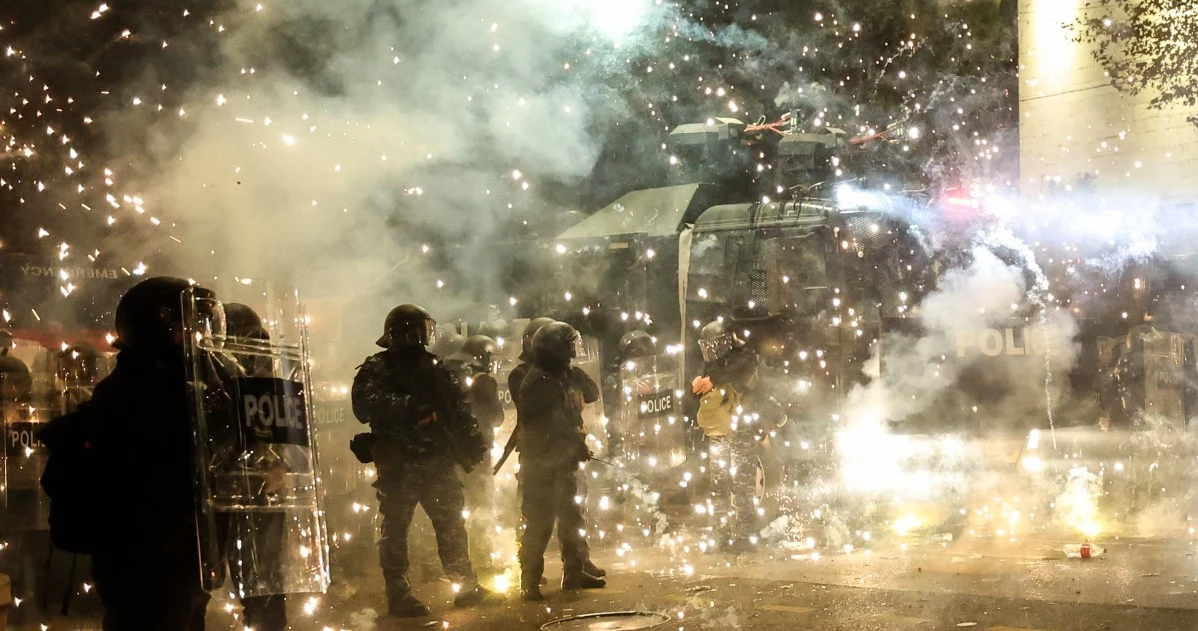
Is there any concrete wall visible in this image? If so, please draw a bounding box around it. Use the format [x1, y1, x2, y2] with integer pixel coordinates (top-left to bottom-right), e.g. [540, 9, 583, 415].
[1018, 0, 1198, 198]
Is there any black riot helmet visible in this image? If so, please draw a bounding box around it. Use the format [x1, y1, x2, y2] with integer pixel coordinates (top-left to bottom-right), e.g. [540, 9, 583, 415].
[476, 319, 508, 342]
[225, 303, 269, 340]
[225, 303, 273, 377]
[57, 343, 100, 384]
[462, 335, 499, 374]
[532, 321, 581, 369]
[430, 326, 465, 358]
[114, 277, 223, 351]
[520, 317, 556, 362]
[618, 330, 657, 360]
[377, 304, 436, 349]
[0, 354, 31, 402]
[698, 319, 744, 364]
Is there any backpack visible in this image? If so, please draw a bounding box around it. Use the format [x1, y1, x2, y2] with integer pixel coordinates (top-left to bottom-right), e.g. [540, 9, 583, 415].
[37, 408, 101, 554]
[696, 384, 741, 438]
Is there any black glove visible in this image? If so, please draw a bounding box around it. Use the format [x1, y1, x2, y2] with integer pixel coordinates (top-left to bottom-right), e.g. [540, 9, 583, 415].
[466, 433, 487, 467]
[350, 433, 376, 464]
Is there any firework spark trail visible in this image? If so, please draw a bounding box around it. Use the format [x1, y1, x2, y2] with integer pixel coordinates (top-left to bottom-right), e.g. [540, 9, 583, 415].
[12, 2, 1198, 622]
[973, 225, 1058, 448]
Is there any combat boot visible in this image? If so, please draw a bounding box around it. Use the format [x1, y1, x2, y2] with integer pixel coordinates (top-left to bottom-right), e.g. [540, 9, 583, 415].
[388, 595, 430, 618]
[561, 570, 606, 590]
[386, 579, 429, 618]
[582, 560, 607, 577]
[520, 585, 545, 601]
[454, 583, 499, 608]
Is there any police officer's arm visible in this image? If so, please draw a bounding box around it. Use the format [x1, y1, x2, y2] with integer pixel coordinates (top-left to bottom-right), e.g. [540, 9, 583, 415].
[468, 373, 505, 428]
[507, 366, 526, 408]
[570, 367, 600, 404]
[443, 368, 487, 464]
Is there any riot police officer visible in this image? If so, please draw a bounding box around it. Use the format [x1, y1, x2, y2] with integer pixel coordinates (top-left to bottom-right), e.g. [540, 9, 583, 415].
[517, 322, 606, 601]
[224, 303, 272, 376]
[351, 304, 495, 617]
[55, 342, 102, 415]
[41, 277, 224, 630]
[691, 319, 780, 554]
[0, 330, 37, 605]
[602, 330, 658, 456]
[461, 335, 504, 435]
[498, 319, 605, 578]
[494, 317, 555, 472]
[223, 303, 288, 631]
[459, 335, 504, 572]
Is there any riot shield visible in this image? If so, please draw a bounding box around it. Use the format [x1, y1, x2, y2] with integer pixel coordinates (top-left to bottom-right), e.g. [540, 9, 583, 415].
[616, 351, 685, 471]
[1126, 326, 1192, 430]
[0, 359, 42, 532]
[184, 284, 330, 598]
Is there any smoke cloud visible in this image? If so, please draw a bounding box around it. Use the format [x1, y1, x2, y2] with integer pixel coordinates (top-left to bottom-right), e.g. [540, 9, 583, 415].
[79, 0, 691, 362]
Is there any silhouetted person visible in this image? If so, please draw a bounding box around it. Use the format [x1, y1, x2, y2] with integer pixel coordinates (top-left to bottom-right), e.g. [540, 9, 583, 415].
[40, 277, 225, 630]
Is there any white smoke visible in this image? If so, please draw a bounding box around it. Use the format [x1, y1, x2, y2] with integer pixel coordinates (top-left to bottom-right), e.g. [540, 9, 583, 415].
[842, 245, 1078, 432]
[89, 0, 681, 364]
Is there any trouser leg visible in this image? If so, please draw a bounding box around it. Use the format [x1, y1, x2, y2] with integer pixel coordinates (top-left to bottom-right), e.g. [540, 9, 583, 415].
[518, 468, 558, 589]
[707, 435, 734, 539]
[94, 532, 209, 631]
[419, 464, 477, 586]
[730, 433, 762, 538]
[556, 468, 589, 574]
[377, 478, 419, 602]
[238, 511, 289, 631]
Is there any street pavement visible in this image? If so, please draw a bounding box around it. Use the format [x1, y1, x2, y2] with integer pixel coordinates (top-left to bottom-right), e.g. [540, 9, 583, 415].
[11, 533, 1198, 630]
[218, 532, 1198, 630]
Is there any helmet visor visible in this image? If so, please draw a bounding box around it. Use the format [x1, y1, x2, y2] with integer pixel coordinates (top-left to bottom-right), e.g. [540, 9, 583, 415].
[571, 334, 583, 360]
[698, 334, 733, 364]
[193, 297, 227, 348]
[423, 320, 439, 347]
[402, 318, 438, 347]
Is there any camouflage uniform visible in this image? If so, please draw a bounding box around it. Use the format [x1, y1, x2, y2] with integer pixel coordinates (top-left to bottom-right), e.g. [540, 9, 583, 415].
[516, 364, 595, 589]
[351, 348, 486, 605]
[707, 432, 761, 541]
[697, 349, 777, 544]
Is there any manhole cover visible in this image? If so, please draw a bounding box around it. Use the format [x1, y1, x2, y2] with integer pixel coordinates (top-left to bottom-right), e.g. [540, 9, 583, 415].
[540, 611, 672, 631]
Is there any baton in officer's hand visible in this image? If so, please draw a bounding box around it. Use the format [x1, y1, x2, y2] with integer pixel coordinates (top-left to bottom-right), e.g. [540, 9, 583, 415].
[588, 454, 615, 467]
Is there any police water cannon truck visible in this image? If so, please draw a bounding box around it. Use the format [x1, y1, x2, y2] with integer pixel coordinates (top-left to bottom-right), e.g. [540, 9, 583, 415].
[537, 117, 944, 506]
[462, 116, 1198, 540]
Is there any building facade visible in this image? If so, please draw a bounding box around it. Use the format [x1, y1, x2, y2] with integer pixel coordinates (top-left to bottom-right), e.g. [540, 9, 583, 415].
[1019, 0, 1198, 198]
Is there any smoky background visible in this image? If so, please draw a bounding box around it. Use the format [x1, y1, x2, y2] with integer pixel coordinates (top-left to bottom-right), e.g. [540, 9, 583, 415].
[5, 0, 1198, 626]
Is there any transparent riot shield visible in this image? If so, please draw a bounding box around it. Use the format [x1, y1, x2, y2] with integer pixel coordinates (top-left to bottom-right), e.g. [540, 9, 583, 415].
[1129, 326, 1191, 429]
[0, 360, 43, 532]
[184, 284, 330, 598]
[616, 351, 685, 472]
